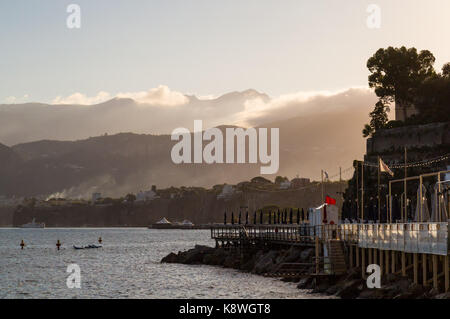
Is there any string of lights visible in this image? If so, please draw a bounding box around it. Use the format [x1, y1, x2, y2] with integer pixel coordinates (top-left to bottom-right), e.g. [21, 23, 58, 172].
[236, 154, 449, 194]
[361, 153, 450, 169]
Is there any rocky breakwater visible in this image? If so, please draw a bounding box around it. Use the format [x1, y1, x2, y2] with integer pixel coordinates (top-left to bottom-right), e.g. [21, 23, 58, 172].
[162, 245, 450, 299]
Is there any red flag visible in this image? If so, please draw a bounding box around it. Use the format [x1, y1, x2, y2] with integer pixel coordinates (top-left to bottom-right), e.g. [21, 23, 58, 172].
[325, 195, 336, 205]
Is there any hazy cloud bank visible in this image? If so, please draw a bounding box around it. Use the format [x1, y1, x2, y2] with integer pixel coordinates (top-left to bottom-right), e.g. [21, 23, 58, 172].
[0, 86, 377, 146]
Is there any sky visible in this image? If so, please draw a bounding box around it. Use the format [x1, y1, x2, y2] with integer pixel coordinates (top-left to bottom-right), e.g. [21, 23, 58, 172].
[1, 0, 450, 104]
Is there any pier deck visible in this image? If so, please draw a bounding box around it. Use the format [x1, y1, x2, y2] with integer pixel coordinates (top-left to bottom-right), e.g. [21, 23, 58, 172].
[211, 222, 449, 255]
[211, 222, 450, 291]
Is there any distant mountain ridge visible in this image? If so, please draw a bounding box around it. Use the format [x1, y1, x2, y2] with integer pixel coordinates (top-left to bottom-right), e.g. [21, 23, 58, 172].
[0, 88, 377, 197]
[0, 89, 270, 146]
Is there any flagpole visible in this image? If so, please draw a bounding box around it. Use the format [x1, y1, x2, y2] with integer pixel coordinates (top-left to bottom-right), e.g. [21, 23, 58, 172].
[356, 162, 359, 220]
[339, 166, 342, 221]
[378, 156, 381, 222]
[321, 170, 324, 204]
[404, 147, 407, 222]
[361, 163, 364, 221]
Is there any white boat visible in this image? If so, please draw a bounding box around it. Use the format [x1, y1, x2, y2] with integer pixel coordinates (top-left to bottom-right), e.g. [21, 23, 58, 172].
[73, 244, 103, 249]
[21, 218, 45, 228]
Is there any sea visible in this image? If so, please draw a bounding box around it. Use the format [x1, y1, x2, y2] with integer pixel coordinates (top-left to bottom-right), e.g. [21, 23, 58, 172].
[0, 228, 325, 299]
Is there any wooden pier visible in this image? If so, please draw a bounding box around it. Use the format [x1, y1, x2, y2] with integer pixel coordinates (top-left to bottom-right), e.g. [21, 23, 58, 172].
[211, 222, 450, 292]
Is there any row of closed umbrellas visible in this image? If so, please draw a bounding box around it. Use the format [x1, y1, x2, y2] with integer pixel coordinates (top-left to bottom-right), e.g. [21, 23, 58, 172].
[223, 208, 307, 225]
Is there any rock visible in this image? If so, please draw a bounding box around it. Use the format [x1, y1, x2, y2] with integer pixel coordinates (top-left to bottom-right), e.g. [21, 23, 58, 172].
[164, 245, 448, 300]
[194, 245, 215, 252]
[223, 255, 240, 268]
[169, 245, 215, 264]
[336, 279, 364, 299]
[283, 247, 304, 263]
[325, 285, 340, 295]
[182, 249, 204, 264]
[202, 253, 215, 265]
[161, 252, 178, 263]
[240, 255, 256, 271]
[299, 248, 314, 262]
[202, 248, 228, 265]
[383, 273, 398, 284]
[406, 283, 426, 299]
[423, 287, 441, 299]
[253, 250, 278, 274]
[312, 278, 332, 294]
[357, 289, 379, 299]
[342, 268, 360, 281]
[297, 276, 314, 290]
[275, 250, 288, 264]
[433, 292, 450, 299]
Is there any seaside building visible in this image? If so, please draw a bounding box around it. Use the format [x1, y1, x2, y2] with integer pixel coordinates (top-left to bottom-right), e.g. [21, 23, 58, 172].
[291, 178, 310, 188]
[91, 192, 101, 202]
[251, 176, 272, 185]
[279, 180, 291, 189]
[136, 189, 159, 202]
[217, 184, 235, 199]
[395, 100, 420, 122]
[180, 220, 194, 227]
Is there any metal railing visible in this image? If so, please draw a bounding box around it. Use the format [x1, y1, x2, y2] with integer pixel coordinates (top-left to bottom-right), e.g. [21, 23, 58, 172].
[211, 221, 449, 255]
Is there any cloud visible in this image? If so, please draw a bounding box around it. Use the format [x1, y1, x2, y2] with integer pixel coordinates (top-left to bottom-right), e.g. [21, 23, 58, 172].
[52, 91, 111, 105]
[116, 85, 189, 106]
[0, 86, 379, 146]
[51, 85, 189, 106]
[4, 94, 29, 104]
[231, 87, 377, 127]
[5, 96, 16, 104]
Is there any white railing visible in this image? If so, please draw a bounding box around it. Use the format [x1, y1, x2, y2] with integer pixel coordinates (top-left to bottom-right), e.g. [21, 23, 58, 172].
[211, 222, 449, 255]
[354, 222, 448, 255]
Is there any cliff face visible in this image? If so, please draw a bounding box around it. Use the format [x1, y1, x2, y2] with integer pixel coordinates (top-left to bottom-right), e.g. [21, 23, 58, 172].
[12, 182, 346, 227]
[366, 122, 450, 161]
[342, 121, 450, 221]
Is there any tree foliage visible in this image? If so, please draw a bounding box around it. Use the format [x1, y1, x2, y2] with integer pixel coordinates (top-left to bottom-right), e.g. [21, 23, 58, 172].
[362, 101, 389, 138]
[125, 193, 136, 202]
[442, 63, 450, 78]
[415, 74, 450, 123]
[363, 46, 449, 137]
[367, 46, 436, 106]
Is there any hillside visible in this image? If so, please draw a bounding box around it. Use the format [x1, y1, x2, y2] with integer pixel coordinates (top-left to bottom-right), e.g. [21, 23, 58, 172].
[0, 88, 377, 197]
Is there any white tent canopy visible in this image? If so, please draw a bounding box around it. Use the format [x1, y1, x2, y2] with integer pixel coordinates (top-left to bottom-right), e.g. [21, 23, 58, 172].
[180, 219, 194, 226]
[155, 217, 171, 224]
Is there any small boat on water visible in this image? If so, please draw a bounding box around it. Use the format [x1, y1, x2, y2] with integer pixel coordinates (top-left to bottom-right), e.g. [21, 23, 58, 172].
[20, 218, 45, 228]
[73, 244, 103, 250]
[150, 217, 173, 229]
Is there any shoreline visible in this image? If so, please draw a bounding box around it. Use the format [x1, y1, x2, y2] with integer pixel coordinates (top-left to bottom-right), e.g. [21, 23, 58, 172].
[161, 245, 450, 299]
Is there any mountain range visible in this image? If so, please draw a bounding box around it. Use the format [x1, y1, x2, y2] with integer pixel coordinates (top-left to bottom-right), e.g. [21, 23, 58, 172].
[0, 88, 377, 198]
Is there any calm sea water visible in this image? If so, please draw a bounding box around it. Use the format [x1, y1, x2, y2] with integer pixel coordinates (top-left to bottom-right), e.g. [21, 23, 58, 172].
[0, 228, 322, 299]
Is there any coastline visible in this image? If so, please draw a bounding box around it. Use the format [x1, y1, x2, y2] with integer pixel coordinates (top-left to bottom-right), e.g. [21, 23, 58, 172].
[162, 245, 450, 299]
